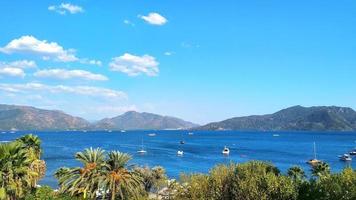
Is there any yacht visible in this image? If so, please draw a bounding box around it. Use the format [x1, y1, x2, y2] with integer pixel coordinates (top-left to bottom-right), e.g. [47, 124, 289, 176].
[148, 133, 156, 137]
[188, 132, 194, 136]
[307, 142, 322, 165]
[222, 146, 230, 155]
[137, 138, 147, 154]
[339, 154, 352, 161]
[349, 149, 356, 156]
[121, 130, 126, 133]
[177, 150, 184, 156]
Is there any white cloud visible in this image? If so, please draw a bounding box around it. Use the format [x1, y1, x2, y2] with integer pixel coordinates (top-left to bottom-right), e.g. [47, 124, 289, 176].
[0, 67, 25, 78]
[0, 35, 78, 62]
[34, 69, 108, 81]
[48, 3, 84, 15]
[0, 60, 37, 69]
[109, 53, 159, 76]
[140, 12, 167, 25]
[0, 83, 127, 99]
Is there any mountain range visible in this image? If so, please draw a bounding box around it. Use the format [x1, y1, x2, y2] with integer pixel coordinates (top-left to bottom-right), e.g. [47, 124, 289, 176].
[1, 104, 356, 131]
[196, 105, 356, 131]
[93, 111, 198, 130]
[0, 104, 198, 131]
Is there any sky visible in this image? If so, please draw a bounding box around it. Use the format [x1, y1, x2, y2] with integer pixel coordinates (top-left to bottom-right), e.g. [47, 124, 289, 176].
[0, 0, 355, 124]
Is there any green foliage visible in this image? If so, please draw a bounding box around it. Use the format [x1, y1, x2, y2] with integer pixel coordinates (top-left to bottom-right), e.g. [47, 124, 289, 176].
[56, 148, 145, 200]
[0, 134, 46, 200]
[311, 162, 331, 178]
[134, 166, 167, 194]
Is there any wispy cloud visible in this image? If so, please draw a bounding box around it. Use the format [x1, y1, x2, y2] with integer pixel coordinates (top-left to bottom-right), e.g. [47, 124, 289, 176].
[139, 12, 167, 26]
[34, 69, 108, 81]
[79, 58, 102, 66]
[0, 60, 37, 69]
[0, 35, 78, 62]
[123, 19, 135, 26]
[164, 51, 174, 56]
[109, 53, 159, 76]
[48, 3, 84, 15]
[0, 83, 126, 99]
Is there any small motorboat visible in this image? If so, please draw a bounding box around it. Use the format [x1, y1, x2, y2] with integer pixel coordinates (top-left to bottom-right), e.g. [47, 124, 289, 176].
[272, 134, 280, 137]
[188, 132, 194, 136]
[121, 130, 126, 133]
[222, 146, 230, 155]
[177, 150, 184, 156]
[339, 154, 352, 161]
[180, 140, 185, 144]
[148, 133, 156, 137]
[349, 149, 356, 156]
[108, 130, 112, 133]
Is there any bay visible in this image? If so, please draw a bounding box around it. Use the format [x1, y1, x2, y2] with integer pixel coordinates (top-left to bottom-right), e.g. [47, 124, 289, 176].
[1, 130, 355, 188]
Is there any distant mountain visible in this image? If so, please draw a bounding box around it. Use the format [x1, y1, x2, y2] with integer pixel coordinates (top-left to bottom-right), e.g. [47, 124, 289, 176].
[94, 111, 199, 130]
[0, 104, 90, 131]
[196, 106, 356, 131]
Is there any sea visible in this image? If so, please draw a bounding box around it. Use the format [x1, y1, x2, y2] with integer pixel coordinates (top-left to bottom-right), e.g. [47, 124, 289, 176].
[1, 130, 355, 188]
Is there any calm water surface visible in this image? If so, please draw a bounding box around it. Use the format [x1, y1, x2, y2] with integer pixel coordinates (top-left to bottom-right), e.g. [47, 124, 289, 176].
[1, 131, 355, 188]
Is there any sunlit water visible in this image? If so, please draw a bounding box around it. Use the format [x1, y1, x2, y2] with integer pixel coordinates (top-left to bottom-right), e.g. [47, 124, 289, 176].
[1, 130, 355, 188]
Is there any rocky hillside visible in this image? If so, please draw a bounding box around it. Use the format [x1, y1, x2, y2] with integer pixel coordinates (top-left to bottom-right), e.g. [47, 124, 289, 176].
[0, 104, 90, 131]
[94, 111, 198, 130]
[196, 106, 356, 131]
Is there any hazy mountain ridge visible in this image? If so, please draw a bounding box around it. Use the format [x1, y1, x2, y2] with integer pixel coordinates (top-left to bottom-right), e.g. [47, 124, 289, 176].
[93, 111, 199, 130]
[196, 106, 356, 131]
[0, 104, 90, 130]
[0, 104, 198, 131]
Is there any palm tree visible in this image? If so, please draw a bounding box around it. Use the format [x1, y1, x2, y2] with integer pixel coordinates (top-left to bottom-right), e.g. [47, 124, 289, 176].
[100, 151, 142, 200]
[17, 134, 42, 159]
[287, 166, 306, 182]
[311, 162, 330, 178]
[56, 148, 106, 199]
[0, 141, 34, 199]
[17, 134, 46, 187]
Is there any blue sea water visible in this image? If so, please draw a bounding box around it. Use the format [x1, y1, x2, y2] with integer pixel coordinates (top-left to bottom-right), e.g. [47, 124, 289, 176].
[1, 130, 355, 188]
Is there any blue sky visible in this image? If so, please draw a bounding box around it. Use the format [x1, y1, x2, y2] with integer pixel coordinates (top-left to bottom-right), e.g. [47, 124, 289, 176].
[0, 0, 355, 124]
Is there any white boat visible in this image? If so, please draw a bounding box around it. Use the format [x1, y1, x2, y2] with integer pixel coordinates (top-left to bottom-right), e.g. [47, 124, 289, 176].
[108, 130, 112, 133]
[121, 130, 126, 133]
[177, 150, 184, 156]
[1, 131, 6, 134]
[349, 149, 356, 156]
[222, 146, 230, 155]
[137, 138, 147, 154]
[148, 133, 156, 137]
[188, 132, 194, 135]
[273, 134, 280, 137]
[339, 154, 352, 161]
[307, 142, 322, 165]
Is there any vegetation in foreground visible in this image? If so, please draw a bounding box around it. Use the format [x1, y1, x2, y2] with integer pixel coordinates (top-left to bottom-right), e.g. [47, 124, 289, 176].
[1, 135, 355, 200]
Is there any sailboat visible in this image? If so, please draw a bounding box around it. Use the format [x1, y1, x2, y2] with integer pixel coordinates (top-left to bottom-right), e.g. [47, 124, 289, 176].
[307, 142, 321, 165]
[137, 138, 147, 154]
